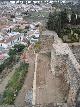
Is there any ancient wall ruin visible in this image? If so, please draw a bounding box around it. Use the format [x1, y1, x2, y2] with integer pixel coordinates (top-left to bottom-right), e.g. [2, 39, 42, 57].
[51, 33, 80, 107]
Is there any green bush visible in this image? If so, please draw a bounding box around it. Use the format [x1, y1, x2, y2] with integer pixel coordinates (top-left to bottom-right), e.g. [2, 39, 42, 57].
[3, 89, 15, 104]
[34, 42, 41, 52]
[0, 44, 26, 73]
[1, 63, 29, 105]
[61, 27, 80, 43]
[9, 44, 26, 56]
[0, 56, 15, 73]
[13, 44, 25, 53]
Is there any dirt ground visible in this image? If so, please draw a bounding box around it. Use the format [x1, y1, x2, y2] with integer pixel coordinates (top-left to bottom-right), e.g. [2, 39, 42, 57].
[36, 53, 65, 107]
[40, 35, 54, 53]
[2, 31, 68, 107]
[15, 47, 35, 107]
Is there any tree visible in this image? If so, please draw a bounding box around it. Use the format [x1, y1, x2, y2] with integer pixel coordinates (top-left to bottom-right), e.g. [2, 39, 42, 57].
[31, 0, 34, 4]
[13, 44, 25, 53]
[76, 15, 80, 25]
[71, 11, 76, 25]
[10, 15, 15, 18]
[54, 13, 61, 35]
[47, 9, 68, 36]
[23, 0, 26, 4]
[8, 44, 25, 56]
[60, 9, 69, 28]
[47, 12, 54, 30]
[8, 49, 16, 56]
[42, 0, 45, 3]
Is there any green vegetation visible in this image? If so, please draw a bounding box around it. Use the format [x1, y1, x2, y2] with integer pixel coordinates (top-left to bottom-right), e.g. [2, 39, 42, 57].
[9, 44, 26, 55]
[13, 27, 23, 33]
[61, 28, 80, 43]
[13, 25, 28, 33]
[47, 9, 80, 43]
[34, 41, 41, 53]
[0, 55, 16, 73]
[0, 44, 26, 73]
[71, 11, 76, 25]
[1, 62, 29, 105]
[23, 10, 49, 22]
[47, 9, 68, 36]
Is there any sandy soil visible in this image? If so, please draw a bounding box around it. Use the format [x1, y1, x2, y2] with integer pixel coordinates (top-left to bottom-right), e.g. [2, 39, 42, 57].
[36, 53, 65, 106]
[15, 48, 35, 107]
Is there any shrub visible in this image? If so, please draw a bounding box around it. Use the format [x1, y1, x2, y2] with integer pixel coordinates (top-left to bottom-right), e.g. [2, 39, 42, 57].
[34, 42, 41, 52]
[0, 44, 26, 73]
[1, 63, 29, 105]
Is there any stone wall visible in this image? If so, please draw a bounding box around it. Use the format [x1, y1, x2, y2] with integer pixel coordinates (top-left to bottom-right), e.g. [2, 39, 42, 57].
[51, 32, 80, 107]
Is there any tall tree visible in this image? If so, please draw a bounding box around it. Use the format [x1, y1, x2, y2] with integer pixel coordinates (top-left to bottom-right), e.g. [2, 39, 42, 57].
[23, 0, 26, 4]
[76, 15, 80, 25]
[47, 12, 54, 30]
[71, 11, 76, 25]
[47, 9, 68, 36]
[60, 9, 69, 28]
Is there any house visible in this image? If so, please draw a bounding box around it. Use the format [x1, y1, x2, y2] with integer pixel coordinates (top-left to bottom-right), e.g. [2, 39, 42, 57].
[30, 37, 38, 44]
[0, 32, 24, 50]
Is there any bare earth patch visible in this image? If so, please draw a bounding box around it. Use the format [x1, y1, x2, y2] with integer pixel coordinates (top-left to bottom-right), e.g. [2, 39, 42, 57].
[15, 49, 35, 107]
[36, 53, 65, 106]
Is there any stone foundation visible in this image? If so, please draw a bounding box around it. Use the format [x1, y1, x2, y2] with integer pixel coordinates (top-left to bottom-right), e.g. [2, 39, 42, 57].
[51, 32, 80, 107]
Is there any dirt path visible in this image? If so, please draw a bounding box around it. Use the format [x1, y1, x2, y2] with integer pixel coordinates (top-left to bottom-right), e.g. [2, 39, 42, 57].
[0, 63, 20, 94]
[15, 50, 35, 107]
[32, 53, 38, 106]
[36, 53, 65, 106]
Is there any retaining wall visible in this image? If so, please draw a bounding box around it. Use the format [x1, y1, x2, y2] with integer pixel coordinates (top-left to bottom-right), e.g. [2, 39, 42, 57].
[51, 33, 80, 107]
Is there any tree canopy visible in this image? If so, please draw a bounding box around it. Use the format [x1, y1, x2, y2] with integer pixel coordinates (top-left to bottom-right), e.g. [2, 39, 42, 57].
[47, 9, 69, 35]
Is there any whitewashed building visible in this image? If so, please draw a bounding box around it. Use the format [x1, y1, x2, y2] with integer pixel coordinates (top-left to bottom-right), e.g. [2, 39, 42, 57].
[0, 32, 24, 50]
